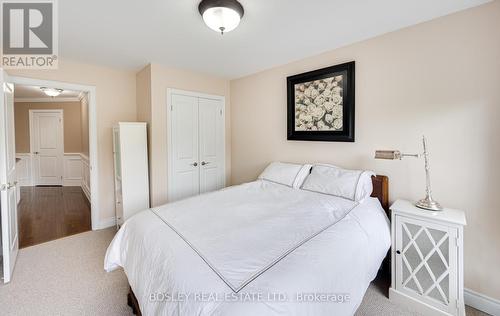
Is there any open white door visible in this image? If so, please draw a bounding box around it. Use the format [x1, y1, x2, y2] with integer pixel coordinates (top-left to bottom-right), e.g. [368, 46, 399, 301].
[0, 69, 19, 283]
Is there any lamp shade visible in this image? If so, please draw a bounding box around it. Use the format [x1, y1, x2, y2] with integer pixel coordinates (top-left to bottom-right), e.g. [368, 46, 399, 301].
[199, 0, 244, 34]
[374, 150, 402, 160]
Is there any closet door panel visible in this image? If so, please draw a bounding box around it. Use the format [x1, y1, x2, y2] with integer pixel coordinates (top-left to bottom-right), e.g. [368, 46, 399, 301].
[199, 98, 224, 194]
[171, 94, 200, 201]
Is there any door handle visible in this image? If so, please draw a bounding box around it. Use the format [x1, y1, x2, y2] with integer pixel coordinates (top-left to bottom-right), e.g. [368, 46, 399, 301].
[201, 161, 210, 166]
[33, 151, 39, 155]
[6, 181, 17, 189]
[191, 162, 198, 167]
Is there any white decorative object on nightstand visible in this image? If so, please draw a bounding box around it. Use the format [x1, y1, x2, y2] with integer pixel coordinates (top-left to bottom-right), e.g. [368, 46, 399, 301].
[389, 200, 466, 316]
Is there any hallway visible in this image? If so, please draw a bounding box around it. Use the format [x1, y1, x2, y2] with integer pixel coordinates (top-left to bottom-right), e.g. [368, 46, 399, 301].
[18, 186, 91, 248]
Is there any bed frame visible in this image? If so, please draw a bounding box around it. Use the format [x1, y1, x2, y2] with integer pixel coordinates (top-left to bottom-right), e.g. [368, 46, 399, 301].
[371, 175, 389, 214]
[126, 175, 390, 315]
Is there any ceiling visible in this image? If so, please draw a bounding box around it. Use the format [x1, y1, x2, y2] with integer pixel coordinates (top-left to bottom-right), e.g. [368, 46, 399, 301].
[59, 0, 490, 79]
[14, 85, 82, 100]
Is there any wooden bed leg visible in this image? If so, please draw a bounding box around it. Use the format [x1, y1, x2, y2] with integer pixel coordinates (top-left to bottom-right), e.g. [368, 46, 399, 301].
[128, 287, 142, 315]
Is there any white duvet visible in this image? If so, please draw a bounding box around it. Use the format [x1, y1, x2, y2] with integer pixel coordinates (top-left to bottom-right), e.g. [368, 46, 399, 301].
[105, 180, 390, 316]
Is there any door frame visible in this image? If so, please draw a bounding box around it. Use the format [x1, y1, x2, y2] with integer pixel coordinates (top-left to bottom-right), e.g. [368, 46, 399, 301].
[9, 76, 101, 230]
[166, 88, 226, 202]
[29, 109, 64, 186]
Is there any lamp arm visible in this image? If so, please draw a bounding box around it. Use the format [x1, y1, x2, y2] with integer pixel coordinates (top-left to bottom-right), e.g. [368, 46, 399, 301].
[400, 153, 420, 158]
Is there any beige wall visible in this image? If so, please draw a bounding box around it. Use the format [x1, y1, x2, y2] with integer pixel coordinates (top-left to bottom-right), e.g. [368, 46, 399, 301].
[146, 64, 231, 206]
[14, 101, 83, 153]
[81, 93, 89, 156]
[230, 1, 500, 299]
[7, 60, 137, 222]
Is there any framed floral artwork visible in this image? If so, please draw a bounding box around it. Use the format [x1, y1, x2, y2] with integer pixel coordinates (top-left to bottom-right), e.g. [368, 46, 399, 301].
[287, 61, 355, 142]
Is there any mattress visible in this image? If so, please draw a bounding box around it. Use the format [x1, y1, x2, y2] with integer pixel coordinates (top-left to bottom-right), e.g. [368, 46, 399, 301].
[105, 180, 390, 315]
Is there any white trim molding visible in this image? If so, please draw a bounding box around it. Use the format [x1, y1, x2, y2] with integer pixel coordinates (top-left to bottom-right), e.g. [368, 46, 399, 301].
[15, 97, 82, 103]
[63, 153, 82, 186]
[465, 288, 500, 316]
[80, 153, 91, 202]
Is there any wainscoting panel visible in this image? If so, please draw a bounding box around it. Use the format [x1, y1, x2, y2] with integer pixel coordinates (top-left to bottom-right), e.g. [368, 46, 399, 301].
[63, 153, 83, 186]
[81, 154, 91, 201]
[16, 153, 90, 189]
[16, 153, 32, 186]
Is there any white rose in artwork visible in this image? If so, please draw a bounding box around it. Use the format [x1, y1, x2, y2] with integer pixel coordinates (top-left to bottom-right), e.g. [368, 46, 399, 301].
[304, 98, 311, 106]
[334, 75, 343, 82]
[325, 114, 334, 124]
[317, 82, 326, 91]
[299, 113, 313, 123]
[306, 122, 314, 129]
[323, 77, 334, 84]
[304, 87, 312, 98]
[322, 89, 332, 98]
[297, 84, 306, 92]
[333, 86, 342, 95]
[311, 106, 326, 121]
[332, 94, 342, 105]
[331, 104, 343, 118]
[323, 101, 334, 112]
[310, 125, 318, 131]
[307, 103, 316, 113]
[332, 81, 338, 87]
[333, 118, 343, 130]
[296, 124, 306, 131]
[313, 95, 326, 106]
[310, 88, 320, 99]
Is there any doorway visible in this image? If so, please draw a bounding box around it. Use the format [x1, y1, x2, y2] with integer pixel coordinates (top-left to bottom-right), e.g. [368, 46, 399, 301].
[13, 84, 91, 248]
[1, 72, 100, 283]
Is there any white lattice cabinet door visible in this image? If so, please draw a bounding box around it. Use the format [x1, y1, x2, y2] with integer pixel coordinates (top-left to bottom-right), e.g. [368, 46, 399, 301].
[389, 200, 466, 316]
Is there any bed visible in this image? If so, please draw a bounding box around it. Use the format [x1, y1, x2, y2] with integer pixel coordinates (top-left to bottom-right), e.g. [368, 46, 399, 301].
[104, 165, 390, 316]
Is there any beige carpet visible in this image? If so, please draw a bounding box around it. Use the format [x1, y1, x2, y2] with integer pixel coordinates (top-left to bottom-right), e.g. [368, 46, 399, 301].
[0, 228, 488, 316]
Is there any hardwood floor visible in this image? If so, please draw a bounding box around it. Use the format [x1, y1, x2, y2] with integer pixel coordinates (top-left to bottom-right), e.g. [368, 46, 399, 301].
[18, 186, 91, 248]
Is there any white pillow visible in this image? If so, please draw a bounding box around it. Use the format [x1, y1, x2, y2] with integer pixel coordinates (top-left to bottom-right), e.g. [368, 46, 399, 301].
[258, 162, 312, 188]
[300, 164, 375, 201]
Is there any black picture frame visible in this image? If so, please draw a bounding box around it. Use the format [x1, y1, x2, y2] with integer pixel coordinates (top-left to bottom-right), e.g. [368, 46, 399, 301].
[287, 61, 355, 142]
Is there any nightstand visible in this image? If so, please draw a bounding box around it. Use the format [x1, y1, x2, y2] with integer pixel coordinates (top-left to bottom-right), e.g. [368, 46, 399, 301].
[389, 200, 466, 316]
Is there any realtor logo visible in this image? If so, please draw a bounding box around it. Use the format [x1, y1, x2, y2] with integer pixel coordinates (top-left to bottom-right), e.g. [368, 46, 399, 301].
[1, 0, 58, 69]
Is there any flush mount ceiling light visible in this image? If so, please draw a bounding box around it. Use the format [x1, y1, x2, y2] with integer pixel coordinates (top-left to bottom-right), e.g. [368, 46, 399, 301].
[198, 0, 244, 35]
[40, 87, 63, 97]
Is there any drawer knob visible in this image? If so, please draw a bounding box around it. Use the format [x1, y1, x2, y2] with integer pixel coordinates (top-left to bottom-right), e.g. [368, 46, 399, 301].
[396, 250, 401, 254]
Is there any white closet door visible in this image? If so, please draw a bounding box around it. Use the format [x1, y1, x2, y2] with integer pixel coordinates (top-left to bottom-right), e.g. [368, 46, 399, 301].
[198, 98, 224, 194]
[171, 94, 199, 201]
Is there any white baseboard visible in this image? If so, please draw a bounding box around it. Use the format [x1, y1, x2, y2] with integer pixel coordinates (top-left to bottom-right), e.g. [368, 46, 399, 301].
[62, 179, 82, 186]
[97, 217, 116, 230]
[81, 183, 91, 201]
[465, 288, 500, 316]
